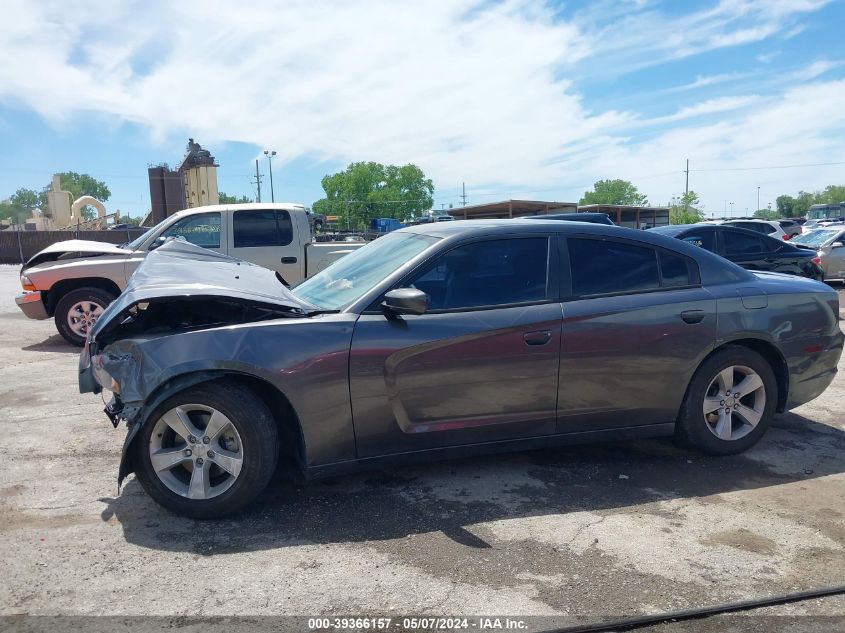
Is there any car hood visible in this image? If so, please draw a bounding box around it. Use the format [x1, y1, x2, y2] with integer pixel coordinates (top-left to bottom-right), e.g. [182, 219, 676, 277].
[88, 239, 318, 340]
[24, 239, 132, 268]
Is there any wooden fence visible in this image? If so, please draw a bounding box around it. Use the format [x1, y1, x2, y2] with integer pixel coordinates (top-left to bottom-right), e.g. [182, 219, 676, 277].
[0, 228, 148, 265]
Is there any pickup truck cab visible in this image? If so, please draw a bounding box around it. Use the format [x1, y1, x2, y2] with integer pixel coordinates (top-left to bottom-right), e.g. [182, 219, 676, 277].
[15, 203, 365, 345]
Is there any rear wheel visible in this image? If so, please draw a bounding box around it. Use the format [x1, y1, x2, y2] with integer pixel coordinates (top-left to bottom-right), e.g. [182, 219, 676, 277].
[133, 381, 279, 518]
[676, 346, 777, 455]
[54, 287, 115, 346]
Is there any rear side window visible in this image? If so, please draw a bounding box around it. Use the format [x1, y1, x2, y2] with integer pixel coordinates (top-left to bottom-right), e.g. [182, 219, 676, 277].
[659, 252, 694, 287]
[233, 210, 293, 248]
[569, 239, 659, 296]
[723, 231, 766, 256]
[568, 238, 697, 296]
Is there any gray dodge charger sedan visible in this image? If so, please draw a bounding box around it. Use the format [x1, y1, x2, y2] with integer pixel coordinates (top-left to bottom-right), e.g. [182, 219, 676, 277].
[79, 220, 843, 518]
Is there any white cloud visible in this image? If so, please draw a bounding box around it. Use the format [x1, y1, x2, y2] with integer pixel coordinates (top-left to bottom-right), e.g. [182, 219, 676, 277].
[0, 0, 842, 213]
[665, 73, 750, 92]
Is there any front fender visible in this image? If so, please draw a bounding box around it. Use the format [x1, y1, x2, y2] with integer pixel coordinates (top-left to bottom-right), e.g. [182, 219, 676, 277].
[116, 370, 234, 487]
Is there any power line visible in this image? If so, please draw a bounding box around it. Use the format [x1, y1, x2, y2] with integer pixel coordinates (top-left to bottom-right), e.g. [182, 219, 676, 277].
[690, 160, 845, 173]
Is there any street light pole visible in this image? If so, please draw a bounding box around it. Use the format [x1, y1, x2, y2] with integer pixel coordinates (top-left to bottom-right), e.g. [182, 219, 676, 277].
[263, 150, 277, 202]
[757, 186, 760, 213]
[729, 202, 734, 217]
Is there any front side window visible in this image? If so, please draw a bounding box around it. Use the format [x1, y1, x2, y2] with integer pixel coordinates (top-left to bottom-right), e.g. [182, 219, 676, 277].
[723, 231, 766, 256]
[407, 238, 549, 310]
[233, 210, 293, 248]
[160, 212, 221, 248]
[569, 238, 660, 296]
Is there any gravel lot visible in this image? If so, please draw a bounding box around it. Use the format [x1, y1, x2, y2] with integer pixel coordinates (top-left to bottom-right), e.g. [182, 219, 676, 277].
[0, 265, 843, 627]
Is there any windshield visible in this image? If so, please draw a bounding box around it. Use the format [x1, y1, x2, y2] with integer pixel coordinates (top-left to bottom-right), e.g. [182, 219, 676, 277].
[123, 223, 162, 250]
[291, 232, 440, 310]
[791, 229, 841, 247]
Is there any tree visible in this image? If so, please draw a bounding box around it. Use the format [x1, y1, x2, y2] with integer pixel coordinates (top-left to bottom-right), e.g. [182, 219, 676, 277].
[118, 214, 142, 226]
[753, 208, 779, 220]
[218, 192, 253, 204]
[312, 162, 434, 229]
[0, 188, 41, 224]
[45, 172, 112, 220]
[774, 186, 844, 218]
[776, 195, 796, 216]
[669, 191, 704, 224]
[819, 185, 845, 204]
[579, 179, 648, 206]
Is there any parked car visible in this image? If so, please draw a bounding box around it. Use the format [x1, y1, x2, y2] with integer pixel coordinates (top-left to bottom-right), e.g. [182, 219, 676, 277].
[791, 226, 845, 281]
[79, 220, 842, 518]
[15, 203, 365, 346]
[649, 224, 824, 280]
[777, 219, 803, 238]
[525, 212, 615, 225]
[719, 219, 790, 241]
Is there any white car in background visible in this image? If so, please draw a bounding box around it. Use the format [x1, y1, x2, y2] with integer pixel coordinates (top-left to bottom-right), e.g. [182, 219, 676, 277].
[719, 219, 791, 241]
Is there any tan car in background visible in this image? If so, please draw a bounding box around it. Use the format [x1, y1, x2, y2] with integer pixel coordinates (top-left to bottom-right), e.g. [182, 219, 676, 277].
[791, 225, 845, 282]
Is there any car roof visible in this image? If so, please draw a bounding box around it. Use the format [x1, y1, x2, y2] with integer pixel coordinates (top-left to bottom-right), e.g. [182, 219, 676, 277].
[171, 202, 307, 217]
[398, 219, 753, 284]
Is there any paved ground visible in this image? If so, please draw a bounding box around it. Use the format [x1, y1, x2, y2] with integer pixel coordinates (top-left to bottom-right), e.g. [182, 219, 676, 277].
[0, 265, 843, 627]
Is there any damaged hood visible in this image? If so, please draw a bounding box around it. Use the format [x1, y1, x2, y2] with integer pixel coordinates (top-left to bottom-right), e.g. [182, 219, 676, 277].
[25, 239, 131, 267]
[89, 239, 318, 339]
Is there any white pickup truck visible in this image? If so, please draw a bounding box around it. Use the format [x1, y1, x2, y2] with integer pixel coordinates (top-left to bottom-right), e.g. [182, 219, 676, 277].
[15, 203, 365, 345]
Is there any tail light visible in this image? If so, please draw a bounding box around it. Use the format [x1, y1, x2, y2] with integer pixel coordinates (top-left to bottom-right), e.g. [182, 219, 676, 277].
[782, 234, 790, 240]
[812, 257, 822, 265]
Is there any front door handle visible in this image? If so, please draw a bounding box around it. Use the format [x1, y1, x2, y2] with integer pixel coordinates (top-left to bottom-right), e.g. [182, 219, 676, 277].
[523, 330, 552, 346]
[680, 310, 705, 324]
[281, 256, 298, 264]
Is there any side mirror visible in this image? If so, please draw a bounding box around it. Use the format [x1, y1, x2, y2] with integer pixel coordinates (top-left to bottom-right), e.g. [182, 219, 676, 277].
[149, 236, 167, 251]
[832, 241, 844, 249]
[382, 288, 427, 316]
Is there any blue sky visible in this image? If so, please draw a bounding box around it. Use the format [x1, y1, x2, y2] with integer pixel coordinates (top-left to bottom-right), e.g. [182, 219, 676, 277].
[1, 0, 843, 219]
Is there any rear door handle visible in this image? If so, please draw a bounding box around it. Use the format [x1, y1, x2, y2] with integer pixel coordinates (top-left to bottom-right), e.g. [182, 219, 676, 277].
[680, 310, 705, 324]
[281, 256, 298, 264]
[523, 330, 552, 346]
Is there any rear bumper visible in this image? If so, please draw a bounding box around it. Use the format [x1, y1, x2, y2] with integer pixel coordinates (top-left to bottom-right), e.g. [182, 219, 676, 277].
[784, 332, 844, 410]
[15, 291, 49, 320]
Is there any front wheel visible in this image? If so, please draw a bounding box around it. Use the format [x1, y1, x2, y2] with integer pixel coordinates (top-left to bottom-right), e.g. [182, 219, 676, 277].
[676, 346, 777, 455]
[133, 381, 279, 518]
[54, 287, 115, 346]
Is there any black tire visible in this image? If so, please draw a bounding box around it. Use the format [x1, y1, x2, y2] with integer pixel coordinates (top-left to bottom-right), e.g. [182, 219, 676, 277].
[133, 380, 279, 519]
[676, 345, 778, 455]
[54, 287, 116, 346]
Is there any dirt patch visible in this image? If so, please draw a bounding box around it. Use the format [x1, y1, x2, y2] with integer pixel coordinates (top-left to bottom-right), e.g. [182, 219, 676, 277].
[700, 528, 777, 554]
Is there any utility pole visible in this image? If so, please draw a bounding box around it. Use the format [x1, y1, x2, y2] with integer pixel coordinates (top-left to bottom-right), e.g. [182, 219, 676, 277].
[253, 159, 263, 203]
[757, 186, 760, 213]
[729, 202, 734, 217]
[264, 150, 277, 202]
[683, 159, 689, 210]
[461, 182, 467, 207]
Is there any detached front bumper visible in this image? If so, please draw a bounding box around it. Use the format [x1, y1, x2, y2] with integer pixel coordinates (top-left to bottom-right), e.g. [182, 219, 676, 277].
[15, 291, 48, 320]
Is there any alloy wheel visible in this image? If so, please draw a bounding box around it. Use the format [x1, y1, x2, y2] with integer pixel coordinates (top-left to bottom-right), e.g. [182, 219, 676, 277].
[148, 404, 244, 500]
[66, 300, 104, 338]
[702, 365, 766, 442]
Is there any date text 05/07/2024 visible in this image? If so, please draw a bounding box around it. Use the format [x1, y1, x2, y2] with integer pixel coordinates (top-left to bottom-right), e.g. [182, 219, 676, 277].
[307, 617, 529, 630]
